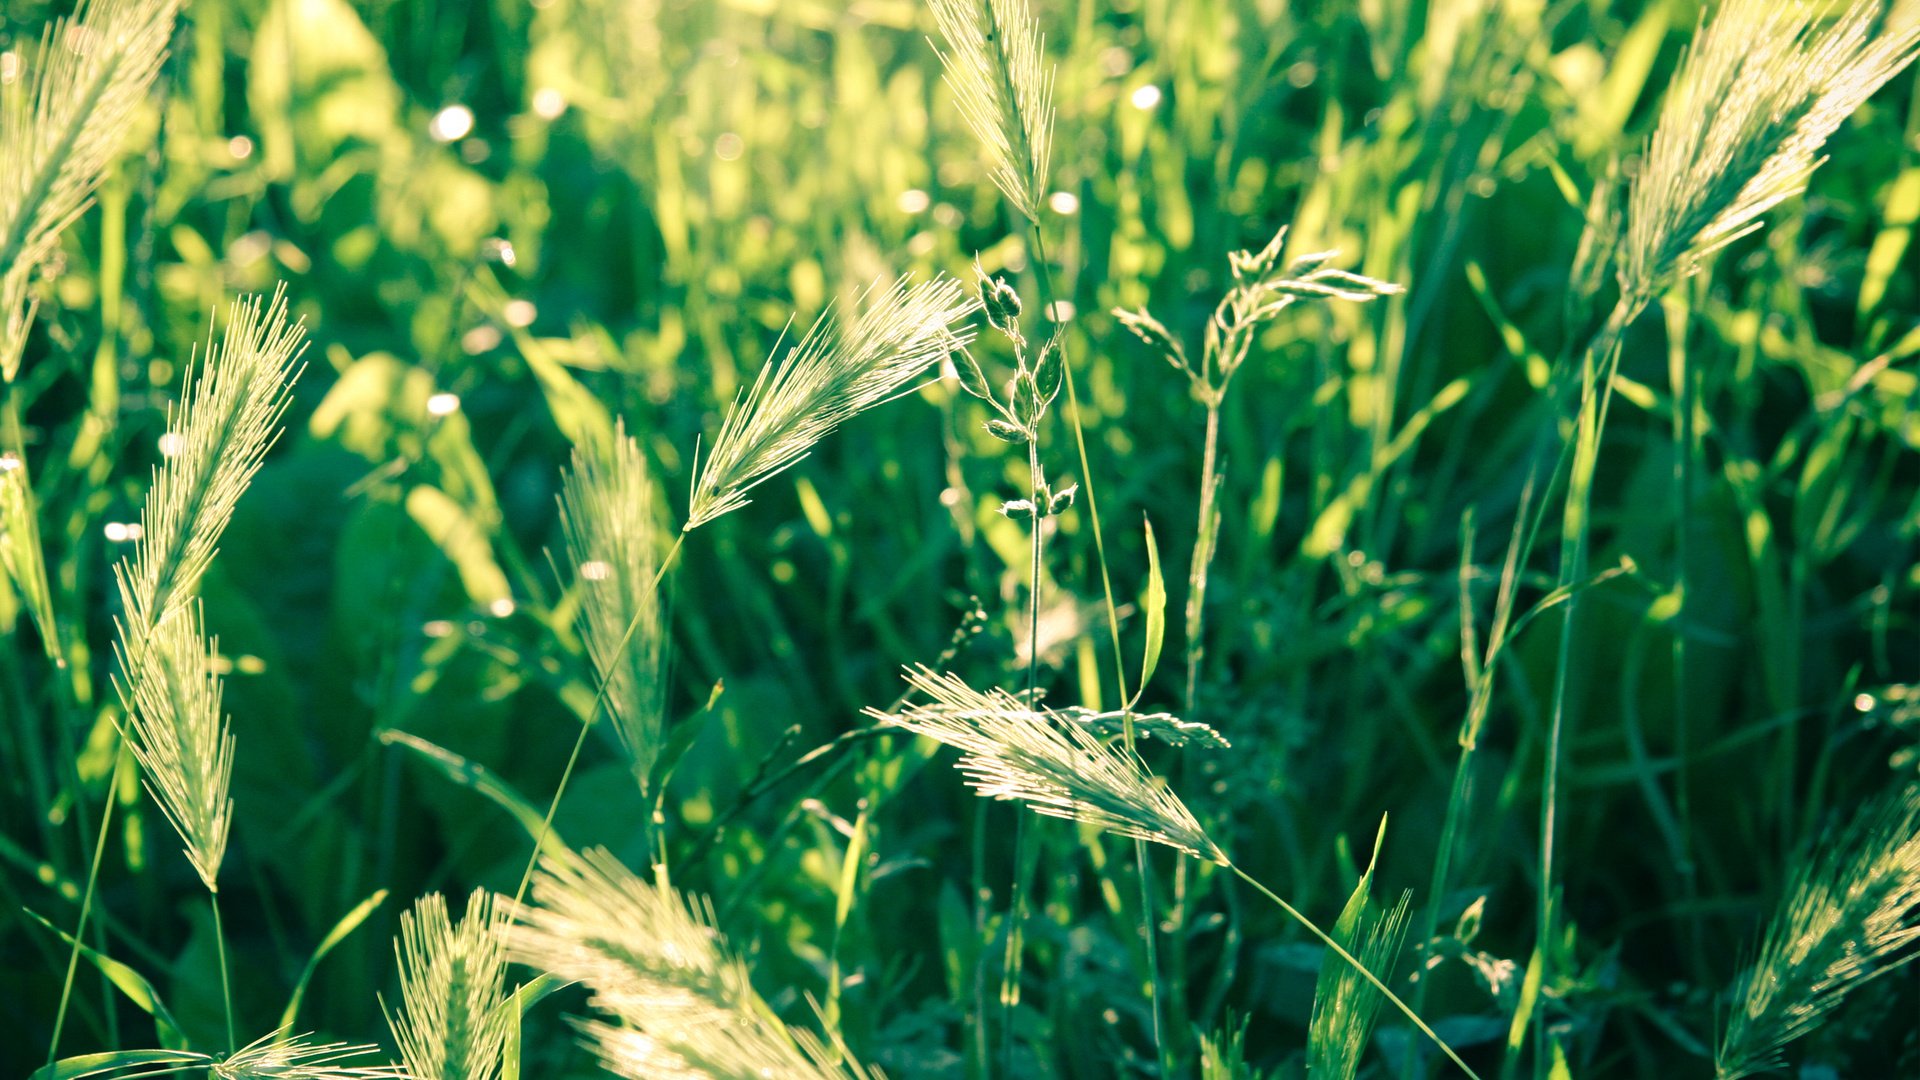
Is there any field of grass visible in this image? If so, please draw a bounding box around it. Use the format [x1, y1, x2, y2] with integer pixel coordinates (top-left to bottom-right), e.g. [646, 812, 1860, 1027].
[4, 0, 1920, 1077]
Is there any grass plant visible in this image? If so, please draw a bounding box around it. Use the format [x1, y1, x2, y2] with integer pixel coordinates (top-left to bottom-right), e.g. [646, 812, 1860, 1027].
[8, 1, 1920, 1078]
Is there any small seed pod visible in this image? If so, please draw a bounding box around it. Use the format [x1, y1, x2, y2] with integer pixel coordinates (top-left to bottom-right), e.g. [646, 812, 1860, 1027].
[952, 346, 994, 401]
[981, 275, 1023, 328]
[1047, 483, 1077, 516]
[1033, 338, 1063, 408]
[999, 498, 1037, 519]
[1113, 308, 1187, 371]
[1011, 372, 1039, 427]
[985, 418, 1029, 443]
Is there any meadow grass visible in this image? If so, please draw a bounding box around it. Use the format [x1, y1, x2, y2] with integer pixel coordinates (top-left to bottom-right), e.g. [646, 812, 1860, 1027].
[4, 0, 1920, 1078]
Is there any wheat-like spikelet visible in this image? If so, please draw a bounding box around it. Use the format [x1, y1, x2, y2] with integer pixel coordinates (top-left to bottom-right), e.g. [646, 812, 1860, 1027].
[867, 666, 1224, 863]
[1306, 887, 1412, 1080]
[685, 275, 977, 530]
[558, 421, 665, 787]
[926, 0, 1055, 221]
[0, 0, 179, 381]
[1618, 0, 1920, 302]
[211, 1030, 403, 1079]
[114, 600, 233, 892]
[0, 450, 60, 655]
[508, 848, 875, 1080]
[115, 288, 307, 635]
[1715, 784, 1920, 1079]
[389, 889, 512, 1080]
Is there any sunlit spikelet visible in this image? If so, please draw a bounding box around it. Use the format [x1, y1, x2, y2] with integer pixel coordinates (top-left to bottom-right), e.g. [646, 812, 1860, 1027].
[0, 0, 180, 380]
[867, 666, 1224, 862]
[115, 288, 307, 635]
[686, 275, 978, 530]
[926, 0, 1055, 221]
[210, 1031, 402, 1079]
[1715, 784, 1920, 1080]
[390, 890, 512, 1080]
[508, 848, 876, 1080]
[0, 451, 60, 656]
[115, 601, 232, 892]
[559, 421, 666, 787]
[1619, 0, 1920, 301]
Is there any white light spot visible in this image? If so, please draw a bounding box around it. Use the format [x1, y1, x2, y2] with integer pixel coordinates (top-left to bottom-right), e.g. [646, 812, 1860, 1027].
[0, 452, 20, 473]
[157, 432, 185, 457]
[423, 620, 455, 638]
[581, 560, 612, 581]
[1130, 84, 1162, 110]
[461, 325, 503, 354]
[426, 392, 461, 417]
[227, 135, 254, 160]
[503, 299, 537, 327]
[483, 238, 516, 267]
[1045, 300, 1076, 322]
[1047, 190, 1079, 215]
[429, 104, 475, 142]
[488, 598, 516, 618]
[1856, 693, 1878, 713]
[104, 522, 142, 542]
[531, 87, 566, 119]
[714, 132, 744, 161]
[897, 188, 931, 214]
[0, 52, 19, 85]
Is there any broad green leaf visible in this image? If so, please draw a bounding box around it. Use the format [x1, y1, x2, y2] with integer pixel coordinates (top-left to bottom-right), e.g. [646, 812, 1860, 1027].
[29, 1049, 210, 1080]
[25, 910, 188, 1050]
[404, 484, 510, 607]
[280, 888, 389, 1030]
[379, 728, 567, 855]
[1136, 515, 1166, 704]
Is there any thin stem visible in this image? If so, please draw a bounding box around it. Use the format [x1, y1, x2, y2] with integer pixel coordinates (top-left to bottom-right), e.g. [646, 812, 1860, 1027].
[512, 530, 687, 910]
[1664, 295, 1701, 947]
[1409, 300, 1630, 1077]
[1184, 400, 1222, 714]
[211, 890, 235, 1053]
[1026, 230, 1127, 704]
[47, 747, 125, 1065]
[1229, 862, 1481, 1080]
[1001, 437, 1047, 1076]
[1534, 315, 1629, 1074]
[1026, 223, 1168, 1073]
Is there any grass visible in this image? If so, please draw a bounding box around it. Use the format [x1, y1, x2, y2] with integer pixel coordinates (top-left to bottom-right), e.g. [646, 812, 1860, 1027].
[5, 0, 1920, 1077]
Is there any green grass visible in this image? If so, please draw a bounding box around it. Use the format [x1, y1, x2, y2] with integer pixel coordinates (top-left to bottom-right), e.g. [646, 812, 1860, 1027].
[4, 0, 1920, 1077]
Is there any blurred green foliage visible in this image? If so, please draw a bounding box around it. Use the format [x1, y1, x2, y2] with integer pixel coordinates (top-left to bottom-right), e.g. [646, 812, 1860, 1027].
[3, 0, 1919, 1076]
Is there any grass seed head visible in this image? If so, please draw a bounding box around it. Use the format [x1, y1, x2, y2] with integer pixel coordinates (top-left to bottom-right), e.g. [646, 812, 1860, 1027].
[869, 666, 1225, 862]
[686, 275, 978, 530]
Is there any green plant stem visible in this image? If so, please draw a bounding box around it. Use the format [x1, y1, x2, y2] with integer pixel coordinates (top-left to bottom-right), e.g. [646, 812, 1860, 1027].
[1229, 861, 1481, 1080]
[1025, 230, 1127, 704]
[1533, 309, 1630, 1075]
[511, 531, 686, 910]
[1409, 299, 1631, 1077]
[46, 746, 124, 1066]
[210, 890, 235, 1053]
[1001, 437, 1047, 1076]
[1185, 398, 1222, 715]
[1026, 223, 1168, 1074]
[1664, 294, 1703, 961]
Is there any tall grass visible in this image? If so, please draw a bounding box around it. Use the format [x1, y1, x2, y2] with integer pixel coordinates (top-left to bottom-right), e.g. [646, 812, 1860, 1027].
[11, 0, 1920, 1077]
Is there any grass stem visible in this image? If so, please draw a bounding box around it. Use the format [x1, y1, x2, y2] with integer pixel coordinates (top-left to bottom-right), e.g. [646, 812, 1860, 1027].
[211, 890, 235, 1053]
[46, 747, 124, 1066]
